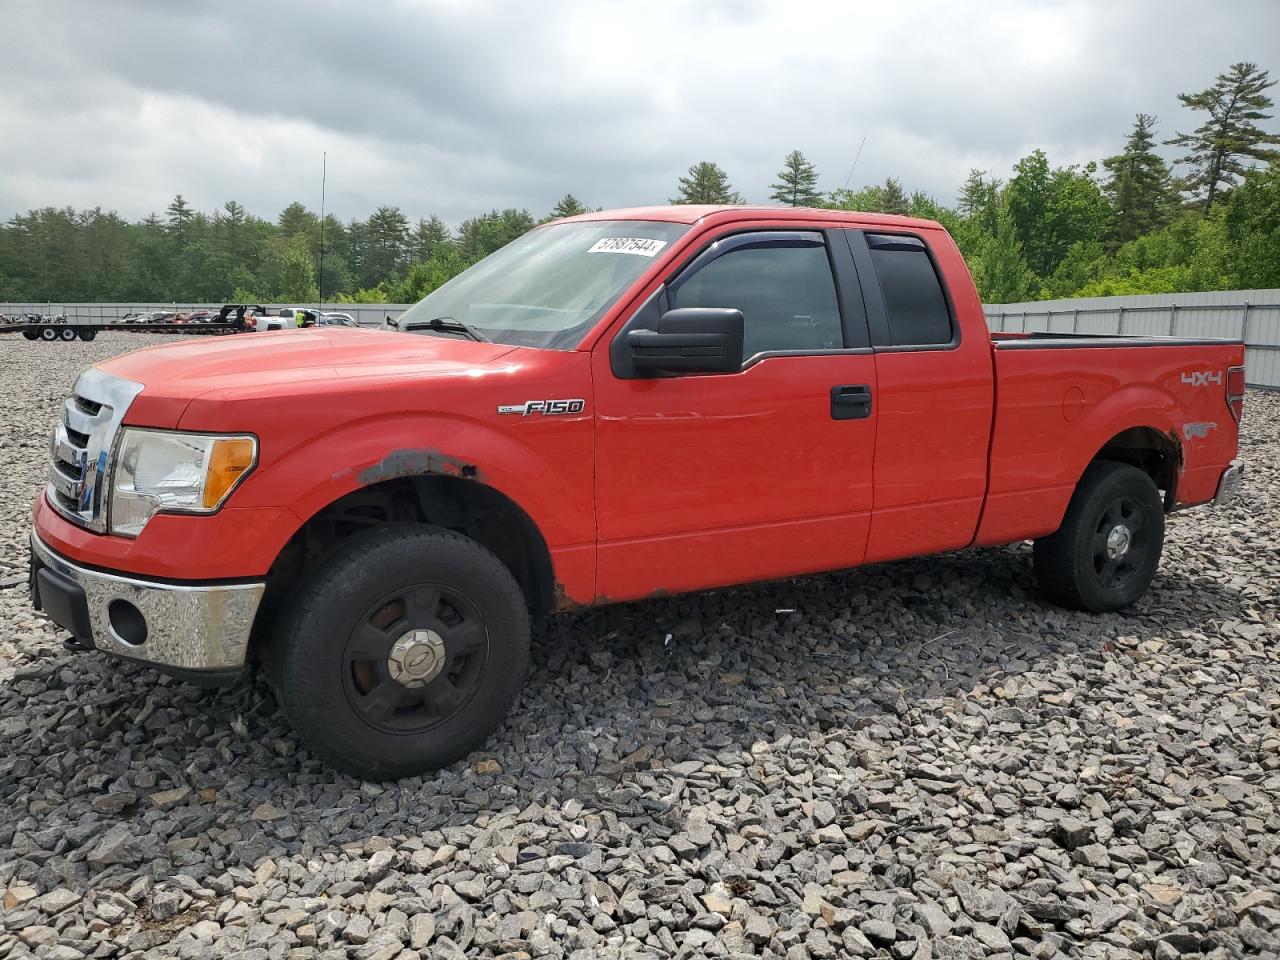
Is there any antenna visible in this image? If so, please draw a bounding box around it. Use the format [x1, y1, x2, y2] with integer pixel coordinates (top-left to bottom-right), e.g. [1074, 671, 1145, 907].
[318, 152, 327, 314]
[843, 136, 867, 189]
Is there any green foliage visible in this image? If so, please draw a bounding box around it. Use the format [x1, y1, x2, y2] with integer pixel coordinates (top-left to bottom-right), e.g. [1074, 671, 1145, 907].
[1103, 114, 1176, 246]
[334, 285, 394, 304]
[1168, 62, 1280, 209]
[1006, 151, 1110, 280]
[672, 162, 743, 204]
[769, 151, 822, 206]
[970, 209, 1036, 304]
[268, 235, 318, 303]
[389, 246, 469, 302]
[548, 194, 590, 219]
[456, 209, 536, 260]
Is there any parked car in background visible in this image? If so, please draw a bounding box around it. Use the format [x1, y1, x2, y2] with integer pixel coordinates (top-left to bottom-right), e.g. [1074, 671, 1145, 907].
[320, 312, 360, 327]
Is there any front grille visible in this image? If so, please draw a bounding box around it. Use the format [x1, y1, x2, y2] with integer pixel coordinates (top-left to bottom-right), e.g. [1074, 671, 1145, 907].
[46, 369, 144, 533]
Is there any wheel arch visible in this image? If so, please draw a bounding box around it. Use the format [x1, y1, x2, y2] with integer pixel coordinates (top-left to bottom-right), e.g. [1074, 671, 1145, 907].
[1089, 425, 1182, 511]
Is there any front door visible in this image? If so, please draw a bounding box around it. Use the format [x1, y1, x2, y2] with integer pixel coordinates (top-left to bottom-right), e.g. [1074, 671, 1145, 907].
[591, 229, 879, 601]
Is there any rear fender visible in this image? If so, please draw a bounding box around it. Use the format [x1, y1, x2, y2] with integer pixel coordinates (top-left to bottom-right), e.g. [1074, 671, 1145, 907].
[1068, 383, 1183, 494]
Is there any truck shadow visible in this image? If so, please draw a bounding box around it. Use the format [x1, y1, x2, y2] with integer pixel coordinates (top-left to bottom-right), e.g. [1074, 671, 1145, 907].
[0, 540, 1256, 889]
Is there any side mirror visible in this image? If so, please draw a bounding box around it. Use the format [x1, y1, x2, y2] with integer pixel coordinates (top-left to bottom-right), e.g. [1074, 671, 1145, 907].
[627, 307, 744, 375]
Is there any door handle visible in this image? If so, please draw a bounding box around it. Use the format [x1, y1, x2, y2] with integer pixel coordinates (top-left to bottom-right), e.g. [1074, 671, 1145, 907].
[830, 384, 872, 420]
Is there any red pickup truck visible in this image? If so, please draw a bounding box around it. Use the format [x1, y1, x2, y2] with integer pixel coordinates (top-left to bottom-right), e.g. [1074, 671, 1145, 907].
[30, 206, 1245, 779]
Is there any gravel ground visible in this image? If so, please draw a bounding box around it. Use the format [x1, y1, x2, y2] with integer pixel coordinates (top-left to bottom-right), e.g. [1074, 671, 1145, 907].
[1, 333, 1278, 960]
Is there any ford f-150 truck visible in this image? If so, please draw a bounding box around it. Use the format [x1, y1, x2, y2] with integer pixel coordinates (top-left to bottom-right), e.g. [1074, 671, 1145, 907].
[29, 205, 1246, 779]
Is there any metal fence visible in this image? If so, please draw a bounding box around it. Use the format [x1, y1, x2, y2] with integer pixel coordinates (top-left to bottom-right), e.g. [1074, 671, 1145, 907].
[0, 302, 414, 328]
[7, 290, 1280, 387]
[983, 288, 1280, 389]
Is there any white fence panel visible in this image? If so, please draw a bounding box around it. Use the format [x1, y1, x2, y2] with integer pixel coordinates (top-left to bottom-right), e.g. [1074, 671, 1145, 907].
[984, 289, 1280, 389]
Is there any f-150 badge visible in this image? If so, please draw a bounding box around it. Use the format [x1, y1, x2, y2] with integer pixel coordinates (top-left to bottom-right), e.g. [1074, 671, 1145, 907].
[498, 399, 586, 416]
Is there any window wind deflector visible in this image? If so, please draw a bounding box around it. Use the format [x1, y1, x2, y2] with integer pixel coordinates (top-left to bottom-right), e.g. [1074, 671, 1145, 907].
[865, 234, 926, 252]
[403, 316, 490, 342]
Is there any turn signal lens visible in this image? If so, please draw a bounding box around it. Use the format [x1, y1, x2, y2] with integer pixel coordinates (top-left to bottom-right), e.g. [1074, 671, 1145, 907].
[203, 437, 257, 508]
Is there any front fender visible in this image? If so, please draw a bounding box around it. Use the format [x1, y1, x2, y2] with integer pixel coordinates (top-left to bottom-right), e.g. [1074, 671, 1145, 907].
[228, 410, 596, 554]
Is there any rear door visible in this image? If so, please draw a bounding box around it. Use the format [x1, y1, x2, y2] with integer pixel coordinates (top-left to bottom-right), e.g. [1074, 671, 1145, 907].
[591, 228, 879, 601]
[844, 229, 995, 562]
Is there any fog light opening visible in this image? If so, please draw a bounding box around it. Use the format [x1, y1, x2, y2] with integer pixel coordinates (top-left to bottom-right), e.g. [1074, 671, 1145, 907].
[108, 599, 148, 647]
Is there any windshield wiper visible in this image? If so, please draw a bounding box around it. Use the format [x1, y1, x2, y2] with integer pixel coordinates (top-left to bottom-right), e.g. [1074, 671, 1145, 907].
[403, 316, 490, 342]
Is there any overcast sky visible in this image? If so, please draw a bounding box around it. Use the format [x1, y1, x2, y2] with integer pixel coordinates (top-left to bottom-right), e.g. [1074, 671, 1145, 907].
[4, 0, 1278, 229]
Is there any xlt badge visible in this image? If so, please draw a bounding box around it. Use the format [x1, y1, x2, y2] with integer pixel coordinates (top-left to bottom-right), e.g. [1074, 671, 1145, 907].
[497, 399, 586, 416]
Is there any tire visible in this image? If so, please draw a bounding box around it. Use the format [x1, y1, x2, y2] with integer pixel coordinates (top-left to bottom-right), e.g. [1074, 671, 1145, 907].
[39, 326, 58, 341]
[58, 326, 77, 341]
[21, 329, 38, 341]
[78, 328, 97, 342]
[1034, 461, 1165, 612]
[267, 524, 530, 779]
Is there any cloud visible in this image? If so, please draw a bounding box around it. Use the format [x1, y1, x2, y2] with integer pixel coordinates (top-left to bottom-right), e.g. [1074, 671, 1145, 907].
[2, 0, 1277, 227]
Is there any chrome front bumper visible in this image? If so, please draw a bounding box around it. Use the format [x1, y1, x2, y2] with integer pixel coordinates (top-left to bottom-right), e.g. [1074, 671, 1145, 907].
[30, 533, 265, 674]
[1215, 459, 1245, 503]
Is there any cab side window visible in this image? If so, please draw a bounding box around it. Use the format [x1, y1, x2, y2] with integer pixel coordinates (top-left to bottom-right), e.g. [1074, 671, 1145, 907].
[865, 234, 952, 346]
[670, 237, 842, 359]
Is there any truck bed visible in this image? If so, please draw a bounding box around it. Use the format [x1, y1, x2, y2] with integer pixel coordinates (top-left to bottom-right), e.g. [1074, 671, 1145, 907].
[975, 332, 1245, 546]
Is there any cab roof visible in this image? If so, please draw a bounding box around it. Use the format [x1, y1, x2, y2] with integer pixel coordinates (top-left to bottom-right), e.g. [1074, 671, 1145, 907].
[557, 204, 942, 231]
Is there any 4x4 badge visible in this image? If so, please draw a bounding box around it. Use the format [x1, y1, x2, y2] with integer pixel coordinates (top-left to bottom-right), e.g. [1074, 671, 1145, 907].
[497, 399, 586, 416]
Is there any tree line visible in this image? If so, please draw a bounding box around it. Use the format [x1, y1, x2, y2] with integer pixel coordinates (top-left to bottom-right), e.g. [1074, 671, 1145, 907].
[0, 61, 1275, 306]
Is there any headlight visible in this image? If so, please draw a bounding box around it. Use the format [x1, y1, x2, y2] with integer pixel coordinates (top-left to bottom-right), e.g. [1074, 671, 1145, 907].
[109, 428, 257, 537]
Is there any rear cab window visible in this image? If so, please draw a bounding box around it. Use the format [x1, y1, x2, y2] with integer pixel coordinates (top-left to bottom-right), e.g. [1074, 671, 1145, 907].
[861, 233, 954, 348]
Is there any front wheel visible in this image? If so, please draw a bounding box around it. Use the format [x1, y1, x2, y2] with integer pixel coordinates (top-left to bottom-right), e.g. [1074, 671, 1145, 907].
[267, 525, 530, 780]
[1034, 461, 1165, 612]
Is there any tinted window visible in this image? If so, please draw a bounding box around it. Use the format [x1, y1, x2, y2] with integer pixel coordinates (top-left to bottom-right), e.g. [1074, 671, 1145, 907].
[671, 240, 842, 358]
[867, 235, 952, 346]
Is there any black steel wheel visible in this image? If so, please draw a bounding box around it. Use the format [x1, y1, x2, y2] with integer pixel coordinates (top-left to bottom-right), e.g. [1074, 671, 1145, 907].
[39, 326, 58, 341]
[1034, 461, 1164, 612]
[77, 328, 97, 342]
[58, 326, 77, 341]
[341, 582, 490, 735]
[267, 524, 529, 779]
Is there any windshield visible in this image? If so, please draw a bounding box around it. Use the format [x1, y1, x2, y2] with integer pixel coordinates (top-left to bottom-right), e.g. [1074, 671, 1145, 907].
[397, 220, 689, 349]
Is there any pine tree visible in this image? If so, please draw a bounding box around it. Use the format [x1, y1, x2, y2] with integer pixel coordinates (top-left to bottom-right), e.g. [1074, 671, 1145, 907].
[1103, 114, 1175, 245]
[411, 215, 450, 261]
[957, 170, 1002, 234]
[165, 194, 192, 246]
[672, 162, 743, 204]
[1167, 61, 1280, 210]
[879, 177, 909, 215]
[972, 209, 1035, 303]
[769, 150, 821, 206]
[550, 194, 589, 218]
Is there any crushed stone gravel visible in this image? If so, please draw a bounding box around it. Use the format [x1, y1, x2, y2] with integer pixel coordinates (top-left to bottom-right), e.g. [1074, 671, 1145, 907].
[1, 333, 1278, 960]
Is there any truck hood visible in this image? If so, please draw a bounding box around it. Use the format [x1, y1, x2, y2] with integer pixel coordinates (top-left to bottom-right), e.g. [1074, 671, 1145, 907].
[99, 328, 519, 425]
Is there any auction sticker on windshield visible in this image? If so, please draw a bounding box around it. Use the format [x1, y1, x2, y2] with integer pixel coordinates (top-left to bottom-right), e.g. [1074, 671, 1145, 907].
[588, 237, 668, 257]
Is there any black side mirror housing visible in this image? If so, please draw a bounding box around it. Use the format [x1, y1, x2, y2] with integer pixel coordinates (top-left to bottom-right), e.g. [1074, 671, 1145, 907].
[627, 307, 744, 375]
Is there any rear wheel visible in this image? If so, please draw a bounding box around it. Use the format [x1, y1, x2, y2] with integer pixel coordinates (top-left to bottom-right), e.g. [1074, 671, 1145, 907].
[1034, 461, 1164, 612]
[58, 326, 76, 342]
[39, 326, 58, 342]
[267, 525, 530, 779]
[77, 328, 97, 342]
